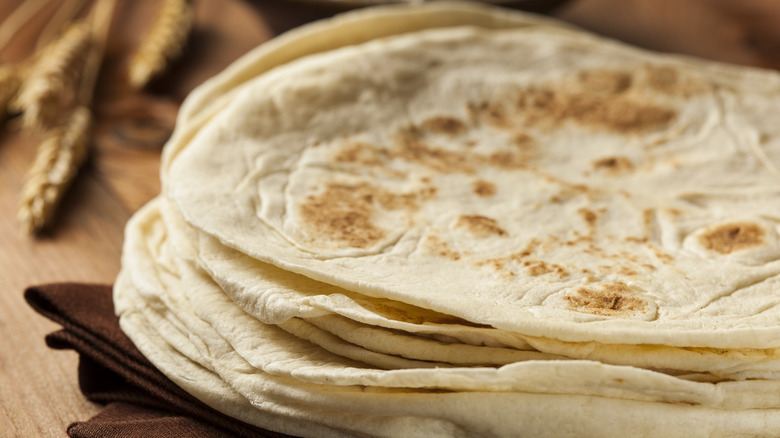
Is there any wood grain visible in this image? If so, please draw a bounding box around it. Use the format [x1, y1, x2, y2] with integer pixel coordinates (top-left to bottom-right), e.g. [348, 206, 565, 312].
[0, 1, 270, 436]
[2, 0, 779, 436]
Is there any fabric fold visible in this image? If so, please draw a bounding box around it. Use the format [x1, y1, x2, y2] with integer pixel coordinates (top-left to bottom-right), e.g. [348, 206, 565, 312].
[24, 283, 288, 438]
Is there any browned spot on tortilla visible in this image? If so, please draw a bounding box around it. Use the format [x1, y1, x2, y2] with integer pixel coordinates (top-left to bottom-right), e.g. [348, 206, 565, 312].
[476, 238, 547, 272]
[299, 183, 420, 249]
[578, 70, 632, 95]
[477, 258, 506, 271]
[513, 132, 535, 147]
[355, 299, 489, 327]
[472, 179, 496, 197]
[393, 128, 474, 173]
[642, 208, 656, 236]
[699, 222, 766, 254]
[578, 208, 598, 227]
[423, 234, 461, 261]
[647, 243, 674, 264]
[488, 151, 529, 170]
[646, 66, 679, 92]
[334, 142, 388, 166]
[593, 156, 634, 174]
[524, 260, 569, 278]
[468, 101, 510, 128]
[517, 86, 676, 134]
[645, 65, 708, 97]
[393, 124, 533, 173]
[421, 116, 467, 137]
[565, 282, 648, 317]
[455, 215, 507, 238]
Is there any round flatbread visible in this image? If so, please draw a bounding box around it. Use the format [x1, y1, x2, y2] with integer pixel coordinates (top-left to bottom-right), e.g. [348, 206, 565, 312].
[166, 4, 780, 349]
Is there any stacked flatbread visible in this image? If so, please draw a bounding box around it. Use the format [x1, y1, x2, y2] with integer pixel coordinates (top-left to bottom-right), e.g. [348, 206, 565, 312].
[114, 2, 780, 437]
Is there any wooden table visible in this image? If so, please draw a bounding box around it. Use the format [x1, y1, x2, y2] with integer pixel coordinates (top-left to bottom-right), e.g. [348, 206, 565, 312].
[2, 0, 779, 436]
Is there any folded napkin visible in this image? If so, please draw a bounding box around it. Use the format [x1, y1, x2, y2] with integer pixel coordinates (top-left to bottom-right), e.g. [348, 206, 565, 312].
[24, 283, 293, 438]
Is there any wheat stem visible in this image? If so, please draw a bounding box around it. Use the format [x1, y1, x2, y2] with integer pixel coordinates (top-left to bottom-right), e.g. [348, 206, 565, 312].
[17, 105, 92, 235]
[0, 65, 21, 118]
[79, 0, 116, 106]
[128, 0, 193, 89]
[13, 21, 93, 129]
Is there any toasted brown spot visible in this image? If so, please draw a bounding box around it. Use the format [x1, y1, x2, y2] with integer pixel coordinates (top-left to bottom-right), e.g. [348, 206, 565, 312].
[644, 65, 708, 97]
[649, 243, 674, 264]
[578, 208, 598, 227]
[473, 179, 497, 197]
[646, 66, 679, 91]
[565, 282, 648, 317]
[455, 215, 507, 238]
[517, 86, 676, 134]
[699, 222, 766, 254]
[548, 181, 592, 204]
[424, 234, 461, 261]
[468, 101, 510, 128]
[394, 128, 474, 173]
[299, 183, 421, 249]
[642, 208, 656, 238]
[488, 150, 529, 169]
[421, 116, 467, 136]
[300, 184, 385, 249]
[578, 70, 632, 95]
[525, 260, 569, 278]
[393, 126, 531, 173]
[334, 142, 387, 166]
[593, 156, 634, 174]
[513, 132, 535, 147]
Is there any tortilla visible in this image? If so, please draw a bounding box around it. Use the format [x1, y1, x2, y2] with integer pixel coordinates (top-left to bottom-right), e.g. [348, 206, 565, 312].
[118, 276, 780, 438]
[113, 200, 780, 438]
[150, 195, 780, 377]
[166, 4, 780, 350]
[115, 2, 780, 436]
[119, 198, 780, 404]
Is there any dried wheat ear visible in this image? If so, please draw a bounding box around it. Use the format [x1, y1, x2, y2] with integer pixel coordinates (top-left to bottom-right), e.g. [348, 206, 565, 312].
[17, 106, 92, 235]
[12, 22, 93, 130]
[0, 65, 22, 118]
[128, 0, 193, 89]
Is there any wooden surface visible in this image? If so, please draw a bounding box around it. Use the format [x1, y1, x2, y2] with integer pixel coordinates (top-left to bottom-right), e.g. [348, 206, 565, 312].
[2, 0, 780, 436]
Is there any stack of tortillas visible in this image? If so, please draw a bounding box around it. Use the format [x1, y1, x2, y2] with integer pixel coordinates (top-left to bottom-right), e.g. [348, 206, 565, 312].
[114, 2, 780, 436]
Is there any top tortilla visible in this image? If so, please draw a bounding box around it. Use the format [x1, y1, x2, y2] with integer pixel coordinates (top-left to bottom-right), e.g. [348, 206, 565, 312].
[166, 3, 780, 348]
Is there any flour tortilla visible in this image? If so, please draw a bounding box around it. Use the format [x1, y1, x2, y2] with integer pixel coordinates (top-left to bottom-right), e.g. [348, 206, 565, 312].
[116, 190, 780, 438]
[118, 198, 780, 409]
[166, 3, 780, 350]
[117, 272, 780, 438]
[114, 214, 780, 438]
[115, 2, 780, 435]
[160, 1, 577, 183]
[158, 195, 541, 351]
[147, 195, 780, 376]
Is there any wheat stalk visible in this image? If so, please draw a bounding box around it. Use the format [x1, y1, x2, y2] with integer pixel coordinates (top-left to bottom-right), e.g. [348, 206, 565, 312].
[0, 65, 21, 118]
[128, 0, 193, 89]
[17, 106, 92, 235]
[13, 21, 93, 129]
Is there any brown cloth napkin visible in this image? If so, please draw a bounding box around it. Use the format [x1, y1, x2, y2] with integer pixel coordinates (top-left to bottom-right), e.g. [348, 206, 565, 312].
[24, 283, 295, 438]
